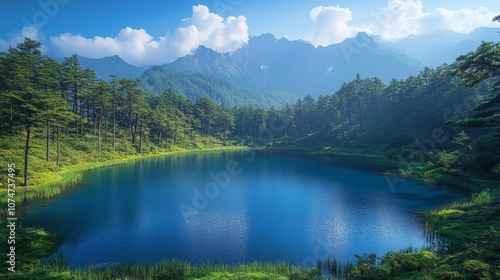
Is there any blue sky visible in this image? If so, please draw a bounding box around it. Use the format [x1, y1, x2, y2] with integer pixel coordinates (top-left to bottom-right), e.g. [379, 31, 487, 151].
[1, 0, 499, 66]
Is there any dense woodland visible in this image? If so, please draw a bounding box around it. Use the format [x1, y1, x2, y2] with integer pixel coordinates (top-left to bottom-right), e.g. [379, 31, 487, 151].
[1, 38, 499, 279]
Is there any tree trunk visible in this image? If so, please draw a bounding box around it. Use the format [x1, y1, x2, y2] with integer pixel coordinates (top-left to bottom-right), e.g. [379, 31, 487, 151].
[112, 80, 116, 152]
[113, 102, 116, 151]
[46, 120, 50, 162]
[133, 114, 139, 144]
[98, 109, 102, 154]
[56, 127, 61, 168]
[74, 80, 80, 135]
[157, 124, 161, 146]
[93, 107, 97, 136]
[79, 107, 83, 135]
[104, 108, 108, 143]
[139, 124, 143, 154]
[24, 121, 31, 186]
[165, 127, 169, 146]
[9, 99, 13, 134]
[173, 124, 178, 146]
[73, 83, 78, 114]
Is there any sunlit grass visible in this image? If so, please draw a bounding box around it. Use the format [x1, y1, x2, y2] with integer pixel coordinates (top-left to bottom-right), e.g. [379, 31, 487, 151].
[41, 260, 313, 280]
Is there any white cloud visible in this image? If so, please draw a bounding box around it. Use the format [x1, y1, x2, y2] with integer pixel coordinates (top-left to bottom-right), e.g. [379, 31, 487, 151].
[308, 0, 500, 45]
[371, 0, 430, 41]
[309, 5, 357, 46]
[50, 5, 248, 66]
[430, 7, 499, 34]
[0, 26, 45, 52]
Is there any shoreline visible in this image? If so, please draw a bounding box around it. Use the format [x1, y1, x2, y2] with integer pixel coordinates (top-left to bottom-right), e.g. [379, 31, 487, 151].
[0, 145, 249, 215]
[283, 146, 485, 193]
[3, 146, 497, 279]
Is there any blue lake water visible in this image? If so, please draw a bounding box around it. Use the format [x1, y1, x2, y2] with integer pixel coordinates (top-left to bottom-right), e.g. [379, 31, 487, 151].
[23, 150, 465, 268]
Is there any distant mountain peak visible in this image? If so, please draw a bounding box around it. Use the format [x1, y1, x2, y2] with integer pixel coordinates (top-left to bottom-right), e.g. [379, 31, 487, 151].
[77, 54, 145, 80]
[256, 33, 277, 40]
[355, 31, 370, 39]
[352, 32, 376, 45]
[163, 30, 423, 96]
[250, 33, 278, 45]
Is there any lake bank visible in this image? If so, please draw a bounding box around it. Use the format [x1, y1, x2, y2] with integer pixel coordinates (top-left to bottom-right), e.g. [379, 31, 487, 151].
[2, 147, 498, 279]
[23, 150, 458, 268]
[0, 144, 249, 216]
[268, 145, 500, 278]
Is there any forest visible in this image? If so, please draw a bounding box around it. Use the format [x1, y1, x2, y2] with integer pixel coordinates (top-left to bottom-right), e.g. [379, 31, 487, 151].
[0, 38, 499, 279]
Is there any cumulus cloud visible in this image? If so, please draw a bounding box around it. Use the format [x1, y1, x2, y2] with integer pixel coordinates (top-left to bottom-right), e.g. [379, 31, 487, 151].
[309, 5, 357, 46]
[371, 0, 430, 41]
[50, 5, 248, 66]
[0, 25, 45, 51]
[309, 0, 500, 46]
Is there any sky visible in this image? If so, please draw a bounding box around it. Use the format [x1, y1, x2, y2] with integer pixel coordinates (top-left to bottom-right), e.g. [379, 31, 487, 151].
[1, 0, 499, 66]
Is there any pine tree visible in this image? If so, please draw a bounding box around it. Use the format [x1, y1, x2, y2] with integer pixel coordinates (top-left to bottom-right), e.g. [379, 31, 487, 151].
[2, 39, 49, 185]
[449, 41, 500, 138]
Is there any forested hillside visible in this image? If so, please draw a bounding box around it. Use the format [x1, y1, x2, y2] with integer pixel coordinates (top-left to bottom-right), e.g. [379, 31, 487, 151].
[141, 65, 297, 108]
[0, 39, 249, 188]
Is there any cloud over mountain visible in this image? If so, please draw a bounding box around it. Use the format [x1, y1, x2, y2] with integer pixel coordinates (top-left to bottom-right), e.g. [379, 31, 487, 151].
[50, 5, 248, 66]
[309, 0, 499, 46]
[309, 6, 357, 46]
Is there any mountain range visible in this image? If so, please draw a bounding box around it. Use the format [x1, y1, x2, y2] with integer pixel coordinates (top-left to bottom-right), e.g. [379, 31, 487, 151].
[57, 27, 499, 104]
[77, 55, 147, 80]
[162, 32, 423, 96]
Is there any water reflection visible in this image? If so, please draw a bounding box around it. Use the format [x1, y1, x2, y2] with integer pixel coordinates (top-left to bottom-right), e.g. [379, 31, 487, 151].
[23, 151, 465, 268]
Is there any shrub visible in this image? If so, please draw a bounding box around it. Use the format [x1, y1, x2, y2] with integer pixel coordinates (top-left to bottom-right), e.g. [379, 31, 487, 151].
[463, 260, 491, 280]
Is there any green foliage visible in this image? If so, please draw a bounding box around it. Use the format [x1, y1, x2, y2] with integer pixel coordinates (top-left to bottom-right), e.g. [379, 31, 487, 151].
[431, 150, 461, 171]
[65, 260, 311, 280]
[463, 260, 491, 280]
[449, 41, 500, 137]
[141, 66, 297, 108]
[0, 227, 59, 274]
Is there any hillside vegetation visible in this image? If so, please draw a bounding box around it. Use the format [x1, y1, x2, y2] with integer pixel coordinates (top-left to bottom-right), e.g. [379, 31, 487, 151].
[142, 65, 297, 108]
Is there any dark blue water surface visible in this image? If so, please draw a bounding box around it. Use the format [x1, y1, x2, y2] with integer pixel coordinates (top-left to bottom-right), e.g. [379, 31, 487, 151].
[23, 151, 465, 268]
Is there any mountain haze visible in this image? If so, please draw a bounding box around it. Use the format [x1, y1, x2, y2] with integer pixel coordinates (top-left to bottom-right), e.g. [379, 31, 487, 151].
[162, 33, 424, 96]
[389, 27, 500, 67]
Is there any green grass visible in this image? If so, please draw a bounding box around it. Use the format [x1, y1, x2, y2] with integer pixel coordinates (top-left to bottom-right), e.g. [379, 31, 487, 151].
[67, 261, 312, 280]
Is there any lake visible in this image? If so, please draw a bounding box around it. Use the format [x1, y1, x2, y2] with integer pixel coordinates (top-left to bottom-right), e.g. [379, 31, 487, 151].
[23, 150, 465, 268]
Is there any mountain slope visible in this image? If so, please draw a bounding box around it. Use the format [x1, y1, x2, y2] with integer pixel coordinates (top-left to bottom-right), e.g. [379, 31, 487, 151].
[78, 55, 146, 80]
[163, 33, 424, 96]
[141, 66, 297, 108]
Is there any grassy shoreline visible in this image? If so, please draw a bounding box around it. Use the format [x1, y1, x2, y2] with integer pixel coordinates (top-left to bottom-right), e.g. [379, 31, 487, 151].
[1, 145, 249, 211]
[2, 146, 498, 279]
